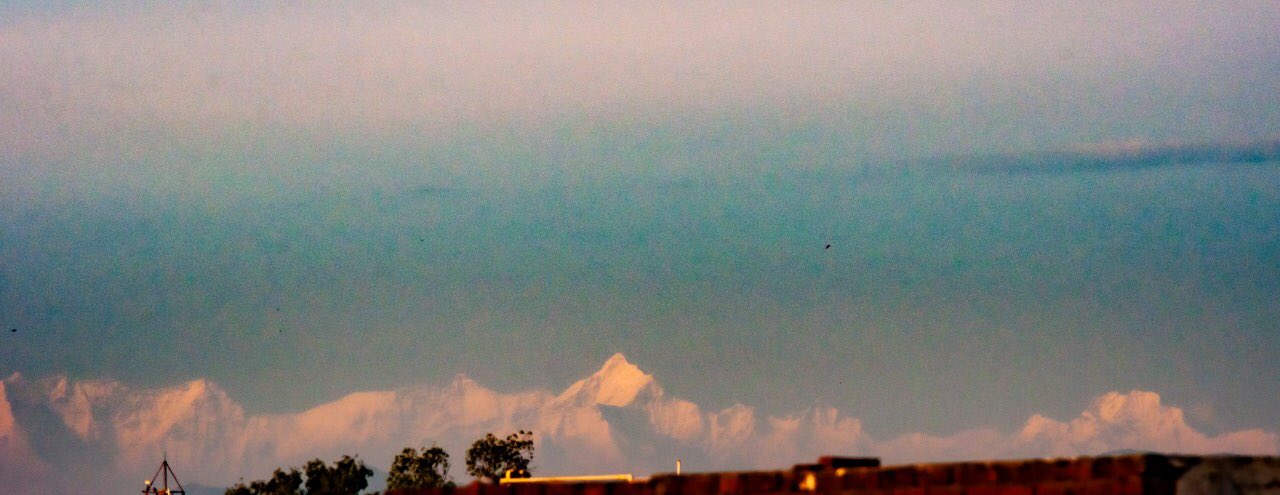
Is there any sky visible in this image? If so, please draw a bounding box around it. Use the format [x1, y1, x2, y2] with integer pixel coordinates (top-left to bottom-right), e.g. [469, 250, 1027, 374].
[1, 1, 1280, 492]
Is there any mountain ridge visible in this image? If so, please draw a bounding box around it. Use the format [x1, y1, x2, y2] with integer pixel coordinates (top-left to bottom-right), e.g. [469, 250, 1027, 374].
[0, 355, 1275, 495]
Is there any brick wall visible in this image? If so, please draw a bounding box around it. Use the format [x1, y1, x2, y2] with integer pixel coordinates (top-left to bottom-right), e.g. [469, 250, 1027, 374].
[389, 455, 1280, 495]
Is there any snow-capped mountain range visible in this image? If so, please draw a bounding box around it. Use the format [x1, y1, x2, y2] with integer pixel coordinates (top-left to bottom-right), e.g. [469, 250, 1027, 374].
[1, 353, 1275, 494]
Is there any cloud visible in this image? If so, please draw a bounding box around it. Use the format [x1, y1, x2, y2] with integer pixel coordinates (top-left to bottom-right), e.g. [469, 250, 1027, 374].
[940, 138, 1280, 174]
[4, 1, 1279, 209]
[0, 356, 1275, 495]
[2, 0, 1278, 162]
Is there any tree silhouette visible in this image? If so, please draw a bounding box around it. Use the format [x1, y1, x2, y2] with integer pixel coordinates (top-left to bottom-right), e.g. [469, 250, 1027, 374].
[224, 467, 303, 495]
[465, 430, 534, 483]
[387, 444, 454, 490]
[303, 455, 374, 495]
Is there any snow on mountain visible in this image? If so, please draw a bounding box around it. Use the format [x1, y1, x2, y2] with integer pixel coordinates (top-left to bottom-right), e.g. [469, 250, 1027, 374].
[0, 377, 50, 492]
[1014, 390, 1279, 457]
[555, 353, 657, 408]
[112, 378, 250, 474]
[0, 355, 1276, 495]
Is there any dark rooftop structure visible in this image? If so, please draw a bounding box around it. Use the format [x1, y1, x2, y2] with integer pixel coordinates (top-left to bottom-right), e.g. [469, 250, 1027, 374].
[389, 455, 1280, 495]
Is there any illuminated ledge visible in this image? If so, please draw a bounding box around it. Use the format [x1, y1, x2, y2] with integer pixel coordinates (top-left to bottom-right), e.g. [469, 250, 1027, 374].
[499, 474, 635, 484]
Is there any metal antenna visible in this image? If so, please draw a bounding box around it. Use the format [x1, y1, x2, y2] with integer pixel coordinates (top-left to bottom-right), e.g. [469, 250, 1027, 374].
[142, 455, 187, 495]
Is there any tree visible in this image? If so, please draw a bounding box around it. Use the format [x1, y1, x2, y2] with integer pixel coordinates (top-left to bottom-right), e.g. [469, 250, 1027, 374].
[465, 430, 535, 483]
[224, 468, 303, 495]
[303, 455, 374, 495]
[387, 444, 454, 490]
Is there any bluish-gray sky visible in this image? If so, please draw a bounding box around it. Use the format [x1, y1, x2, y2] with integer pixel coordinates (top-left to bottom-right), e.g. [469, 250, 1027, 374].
[2, 0, 1279, 475]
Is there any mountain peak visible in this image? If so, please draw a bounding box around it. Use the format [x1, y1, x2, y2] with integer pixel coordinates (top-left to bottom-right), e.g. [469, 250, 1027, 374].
[591, 353, 648, 388]
[447, 373, 485, 392]
[556, 353, 656, 408]
[598, 352, 636, 373]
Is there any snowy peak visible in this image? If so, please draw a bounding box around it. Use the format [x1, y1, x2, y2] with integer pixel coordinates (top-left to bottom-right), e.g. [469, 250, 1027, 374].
[3, 358, 1278, 495]
[557, 353, 657, 408]
[592, 353, 650, 389]
[446, 373, 482, 392]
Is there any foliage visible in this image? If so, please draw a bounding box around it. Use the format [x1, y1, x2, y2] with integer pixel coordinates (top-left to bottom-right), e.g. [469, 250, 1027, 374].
[303, 455, 375, 495]
[387, 444, 454, 490]
[224, 467, 304, 495]
[464, 430, 535, 483]
[226, 456, 372, 495]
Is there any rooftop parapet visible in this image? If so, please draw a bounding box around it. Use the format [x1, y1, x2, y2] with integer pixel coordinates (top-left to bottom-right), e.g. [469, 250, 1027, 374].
[389, 455, 1280, 495]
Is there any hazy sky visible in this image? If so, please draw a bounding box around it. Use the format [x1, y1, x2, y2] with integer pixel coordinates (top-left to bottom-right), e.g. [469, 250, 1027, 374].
[2, 0, 1280, 478]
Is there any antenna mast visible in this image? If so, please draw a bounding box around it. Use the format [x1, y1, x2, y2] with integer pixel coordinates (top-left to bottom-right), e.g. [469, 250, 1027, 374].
[142, 455, 187, 495]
